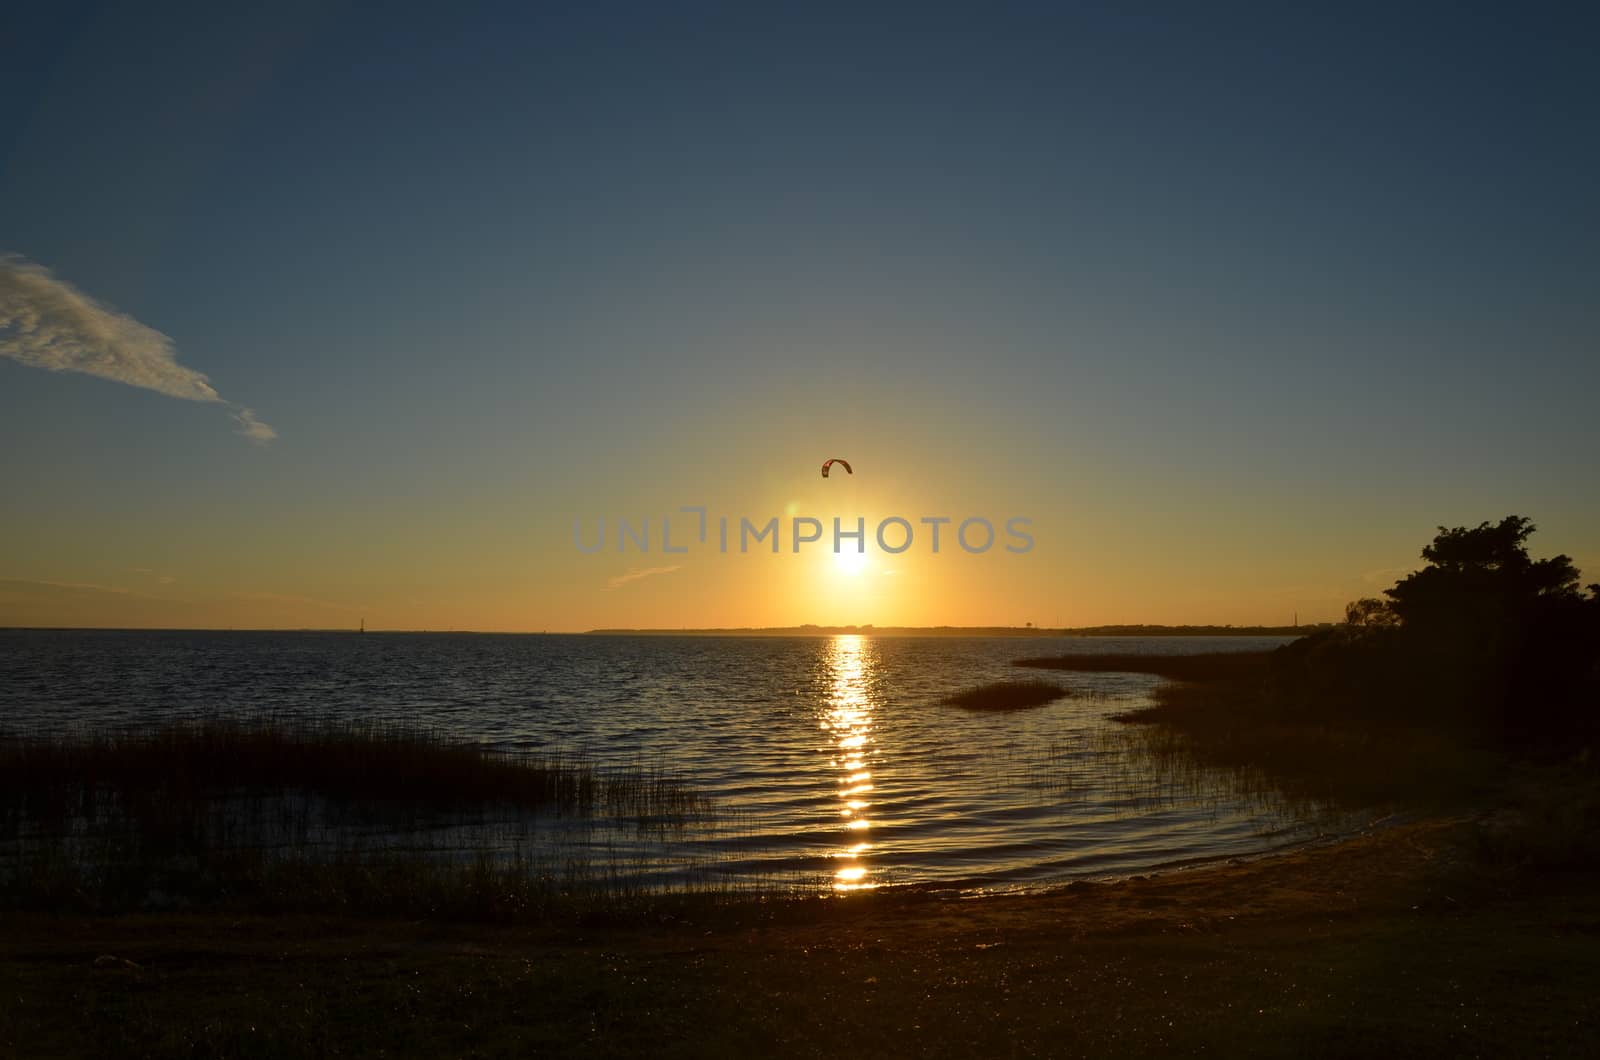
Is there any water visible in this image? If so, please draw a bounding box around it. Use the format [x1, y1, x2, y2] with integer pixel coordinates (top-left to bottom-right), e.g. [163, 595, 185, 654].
[0, 629, 1345, 894]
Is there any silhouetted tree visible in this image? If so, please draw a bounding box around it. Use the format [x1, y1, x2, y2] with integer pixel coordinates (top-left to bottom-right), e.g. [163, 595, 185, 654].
[1273, 517, 1598, 749]
[1345, 597, 1400, 629]
[1378, 518, 1592, 740]
[1385, 516, 1582, 632]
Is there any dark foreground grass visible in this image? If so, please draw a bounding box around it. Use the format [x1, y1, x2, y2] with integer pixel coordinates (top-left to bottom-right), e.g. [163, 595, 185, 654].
[0, 718, 706, 821]
[0, 720, 714, 918]
[5, 818, 1599, 1058]
[941, 679, 1073, 710]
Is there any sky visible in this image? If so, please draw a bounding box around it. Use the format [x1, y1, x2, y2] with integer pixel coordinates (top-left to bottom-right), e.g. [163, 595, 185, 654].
[2, 1, 1597, 631]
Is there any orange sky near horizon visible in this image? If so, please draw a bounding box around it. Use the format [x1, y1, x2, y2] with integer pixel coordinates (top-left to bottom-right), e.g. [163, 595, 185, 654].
[7, 437, 1594, 632]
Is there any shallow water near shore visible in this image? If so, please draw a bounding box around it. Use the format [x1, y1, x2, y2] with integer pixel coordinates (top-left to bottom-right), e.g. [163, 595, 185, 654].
[0, 629, 1352, 894]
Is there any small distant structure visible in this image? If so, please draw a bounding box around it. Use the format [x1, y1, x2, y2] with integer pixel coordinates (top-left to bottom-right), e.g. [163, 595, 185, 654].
[359, 618, 365, 634]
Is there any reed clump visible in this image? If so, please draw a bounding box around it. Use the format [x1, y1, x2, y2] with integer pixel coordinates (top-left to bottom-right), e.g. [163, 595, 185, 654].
[941, 680, 1072, 711]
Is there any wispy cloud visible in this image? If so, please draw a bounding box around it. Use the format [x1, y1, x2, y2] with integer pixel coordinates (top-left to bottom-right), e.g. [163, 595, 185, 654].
[0, 254, 276, 443]
[230, 407, 277, 443]
[8, 578, 131, 595]
[606, 565, 683, 590]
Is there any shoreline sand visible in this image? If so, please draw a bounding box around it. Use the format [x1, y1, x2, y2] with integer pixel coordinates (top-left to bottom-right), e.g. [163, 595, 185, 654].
[6, 813, 1598, 1056]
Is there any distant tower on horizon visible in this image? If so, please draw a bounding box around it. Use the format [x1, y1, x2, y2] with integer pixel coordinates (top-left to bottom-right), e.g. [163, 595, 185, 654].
[359, 618, 365, 634]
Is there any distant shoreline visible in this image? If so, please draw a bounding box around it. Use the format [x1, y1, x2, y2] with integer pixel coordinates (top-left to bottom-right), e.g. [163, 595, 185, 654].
[1, 624, 1325, 637]
[583, 624, 1324, 637]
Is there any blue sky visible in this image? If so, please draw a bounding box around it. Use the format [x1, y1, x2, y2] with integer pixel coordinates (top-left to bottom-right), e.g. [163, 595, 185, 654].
[2, 2, 1597, 629]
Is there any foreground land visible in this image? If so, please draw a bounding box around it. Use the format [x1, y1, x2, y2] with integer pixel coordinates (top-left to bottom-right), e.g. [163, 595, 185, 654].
[4, 815, 1598, 1058]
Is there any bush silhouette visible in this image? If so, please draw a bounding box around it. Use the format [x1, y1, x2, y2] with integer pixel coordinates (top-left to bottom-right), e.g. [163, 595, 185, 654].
[1271, 517, 1598, 749]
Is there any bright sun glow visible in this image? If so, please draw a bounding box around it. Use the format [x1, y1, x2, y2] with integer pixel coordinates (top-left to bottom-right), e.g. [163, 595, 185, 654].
[832, 549, 868, 576]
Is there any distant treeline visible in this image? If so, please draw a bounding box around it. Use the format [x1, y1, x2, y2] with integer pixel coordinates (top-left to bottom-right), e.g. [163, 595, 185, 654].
[586, 624, 1328, 637]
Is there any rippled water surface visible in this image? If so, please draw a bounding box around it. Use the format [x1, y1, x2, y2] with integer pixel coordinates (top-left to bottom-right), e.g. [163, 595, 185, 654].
[0, 630, 1342, 893]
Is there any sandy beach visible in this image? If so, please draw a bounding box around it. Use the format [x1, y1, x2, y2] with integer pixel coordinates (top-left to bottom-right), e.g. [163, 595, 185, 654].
[6, 814, 1597, 1057]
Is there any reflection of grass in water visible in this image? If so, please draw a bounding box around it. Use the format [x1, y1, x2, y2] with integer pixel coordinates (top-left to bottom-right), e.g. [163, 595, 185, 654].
[0, 719, 719, 917]
[1093, 726, 1326, 823]
[955, 685, 1120, 797]
[971, 721, 1216, 820]
[980, 730, 1086, 799]
[979, 715, 1336, 834]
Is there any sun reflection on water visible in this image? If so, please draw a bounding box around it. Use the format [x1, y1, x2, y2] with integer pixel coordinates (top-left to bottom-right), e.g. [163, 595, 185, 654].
[821, 635, 881, 892]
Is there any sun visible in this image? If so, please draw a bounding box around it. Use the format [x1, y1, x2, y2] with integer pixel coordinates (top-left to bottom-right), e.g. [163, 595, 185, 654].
[832, 549, 869, 576]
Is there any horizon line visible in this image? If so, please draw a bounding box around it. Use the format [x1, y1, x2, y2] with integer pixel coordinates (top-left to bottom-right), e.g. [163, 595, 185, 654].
[0, 622, 1330, 636]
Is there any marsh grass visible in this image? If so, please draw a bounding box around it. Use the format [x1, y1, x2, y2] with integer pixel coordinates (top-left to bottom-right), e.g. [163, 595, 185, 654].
[0, 719, 718, 917]
[977, 731, 1086, 798]
[1093, 659, 1503, 808]
[1044, 649, 1600, 869]
[0, 718, 706, 824]
[941, 679, 1085, 711]
[1013, 651, 1274, 682]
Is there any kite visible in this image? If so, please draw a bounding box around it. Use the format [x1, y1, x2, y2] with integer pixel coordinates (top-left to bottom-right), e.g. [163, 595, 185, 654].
[821, 458, 853, 478]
